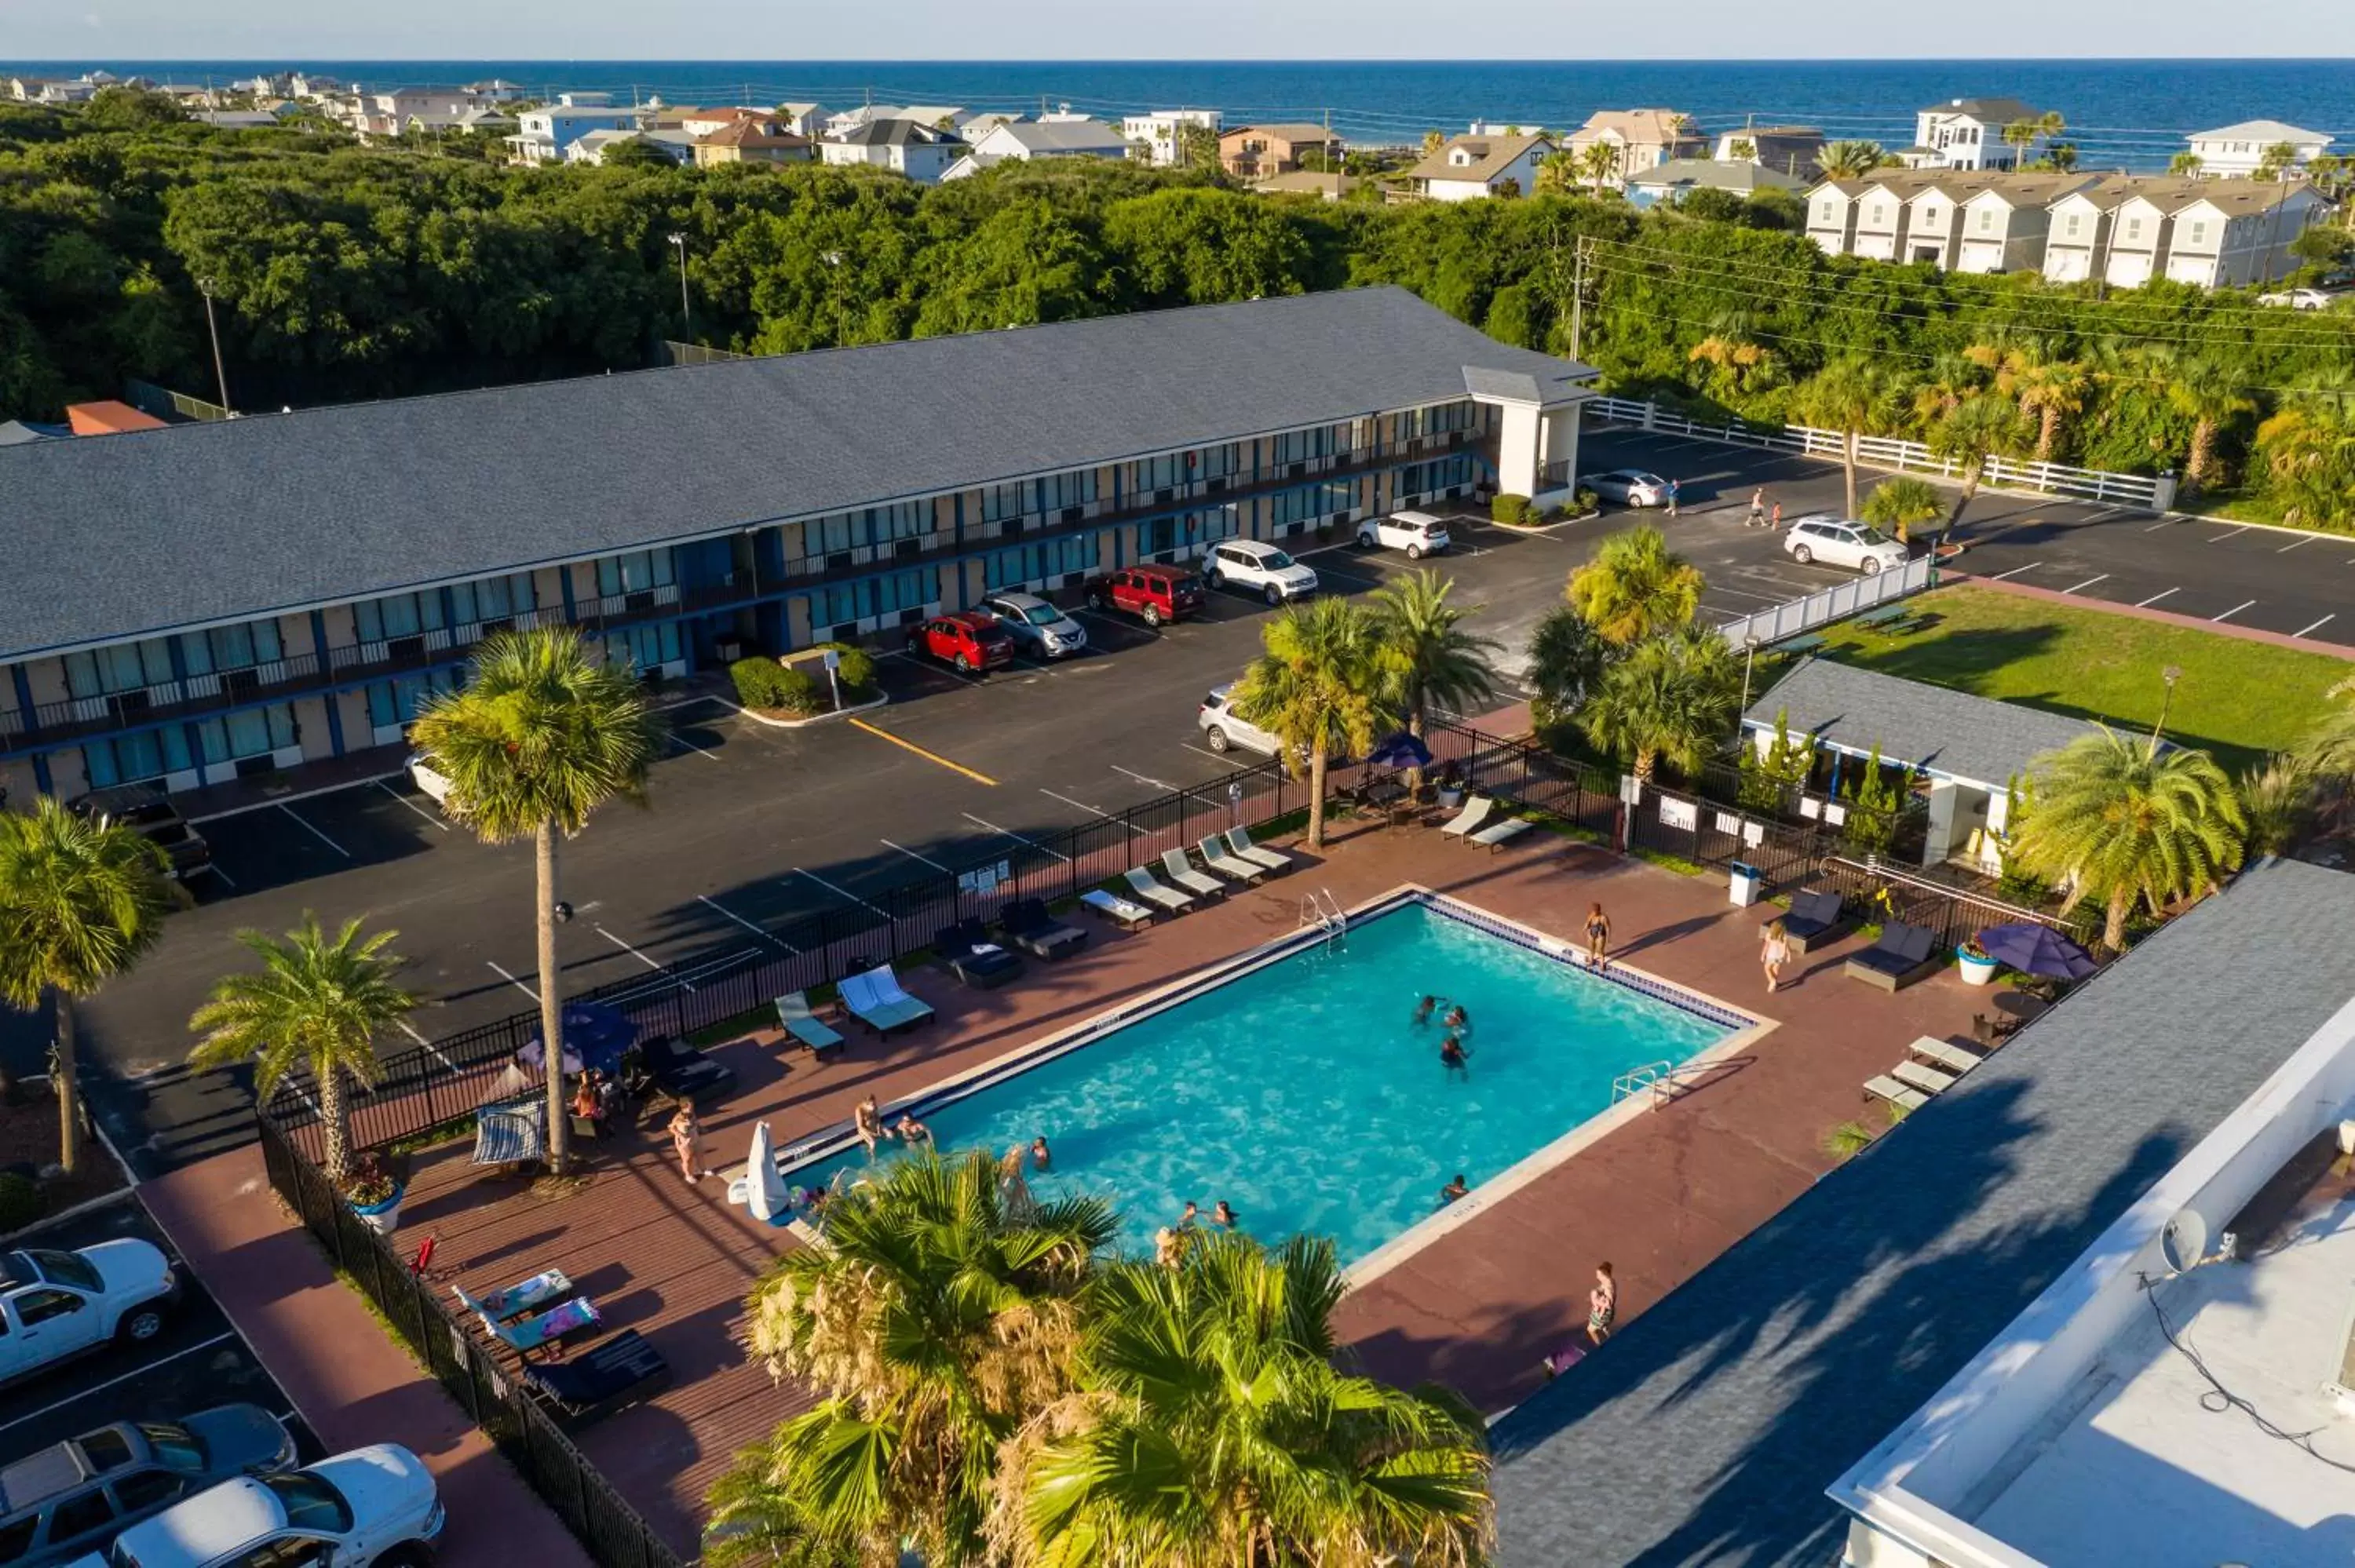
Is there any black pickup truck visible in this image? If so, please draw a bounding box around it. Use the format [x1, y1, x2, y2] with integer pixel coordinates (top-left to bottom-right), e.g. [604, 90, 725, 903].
[68, 784, 215, 881]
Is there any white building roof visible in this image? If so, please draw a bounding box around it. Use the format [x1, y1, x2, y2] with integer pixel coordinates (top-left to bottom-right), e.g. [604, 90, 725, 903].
[2191, 119, 2335, 144]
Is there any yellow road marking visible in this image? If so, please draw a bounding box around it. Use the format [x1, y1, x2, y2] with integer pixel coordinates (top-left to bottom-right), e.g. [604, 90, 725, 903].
[848, 719, 998, 786]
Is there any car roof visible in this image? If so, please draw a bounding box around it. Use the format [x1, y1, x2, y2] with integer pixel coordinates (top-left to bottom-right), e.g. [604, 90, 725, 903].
[983, 590, 1048, 609]
[1129, 563, 1192, 579]
[1223, 539, 1283, 556]
[111, 1475, 286, 1563]
[940, 611, 998, 630]
[1390, 509, 1442, 525]
[0, 1441, 102, 1512]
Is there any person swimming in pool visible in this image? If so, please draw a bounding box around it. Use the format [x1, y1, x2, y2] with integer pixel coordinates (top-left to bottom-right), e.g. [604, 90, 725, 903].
[1440, 1173, 1470, 1205]
[1440, 1035, 1470, 1075]
[1179, 1200, 1200, 1229]
[1443, 1004, 1469, 1033]
[1412, 994, 1439, 1026]
[1212, 1200, 1238, 1228]
[1031, 1136, 1052, 1172]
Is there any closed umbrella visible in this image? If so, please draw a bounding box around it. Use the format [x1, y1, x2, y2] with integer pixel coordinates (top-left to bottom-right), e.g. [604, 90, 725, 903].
[1975, 923, 2098, 981]
[728, 1121, 789, 1224]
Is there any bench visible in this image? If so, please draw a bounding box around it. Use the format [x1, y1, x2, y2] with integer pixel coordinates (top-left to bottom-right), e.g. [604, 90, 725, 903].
[1772, 633, 1827, 655]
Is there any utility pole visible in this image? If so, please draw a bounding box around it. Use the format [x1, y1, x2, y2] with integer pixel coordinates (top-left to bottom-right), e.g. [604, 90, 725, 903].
[197, 279, 233, 415]
[1569, 235, 1590, 361]
[668, 233, 691, 338]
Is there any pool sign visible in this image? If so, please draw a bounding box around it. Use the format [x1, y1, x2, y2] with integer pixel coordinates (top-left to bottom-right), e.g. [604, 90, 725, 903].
[958, 859, 1013, 897]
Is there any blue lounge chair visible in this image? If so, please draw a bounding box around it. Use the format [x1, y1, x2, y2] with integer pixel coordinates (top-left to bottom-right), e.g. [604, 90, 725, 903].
[453, 1268, 571, 1324]
[842, 965, 935, 1034]
[775, 993, 846, 1059]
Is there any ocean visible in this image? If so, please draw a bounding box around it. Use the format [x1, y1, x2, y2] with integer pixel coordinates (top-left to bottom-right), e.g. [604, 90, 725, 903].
[13, 58, 2355, 169]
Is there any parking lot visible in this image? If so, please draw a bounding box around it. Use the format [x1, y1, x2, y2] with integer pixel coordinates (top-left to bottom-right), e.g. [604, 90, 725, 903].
[42, 428, 2349, 1173]
[0, 1197, 318, 1471]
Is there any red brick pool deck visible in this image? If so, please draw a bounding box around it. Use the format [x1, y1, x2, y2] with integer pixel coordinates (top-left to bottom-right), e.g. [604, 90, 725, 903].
[156, 820, 1996, 1555]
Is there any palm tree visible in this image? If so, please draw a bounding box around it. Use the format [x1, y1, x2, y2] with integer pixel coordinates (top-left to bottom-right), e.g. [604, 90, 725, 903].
[1791, 356, 1894, 516]
[1815, 140, 1884, 179]
[991, 1231, 1492, 1568]
[2168, 151, 2203, 177]
[2037, 110, 2067, 155]
[0, 799, 170, 1172]
[1969, 339, 2088, 463]
[2255, 140, 2301, 182]
[1577, 625, 1743, 782]
[1689, 310, 1782, 398]
[187, 916, 414, 1182]
[1927, 394, 2029, 541]
[1566, 526, 1703, 646]
[1230, 598, 1392, 850]
[1859, 476, 1944, 542]
[2041, 142, 2079, 173]
[1371, 571, 1502, 779]
[2301, 682, 2355, 784]
[2158, 351, 2255, 493]
[728, 1149, 1116, 1566]
[407, 628, 663, 1174]
[1908, 350, 1985, 429]
[1533, 150, 1579, 196]
[1524, 604, 1615, 727]
[1421, 129, 1444, 158]
[1725, 137, 1756, 163]
[2251, 385, 2355, 531]
[1576, 140, 1622, 191]
[2009, 727, 2245, 951]
[2236, 756, 2316, 858]
[2002, 119, 2038, 169]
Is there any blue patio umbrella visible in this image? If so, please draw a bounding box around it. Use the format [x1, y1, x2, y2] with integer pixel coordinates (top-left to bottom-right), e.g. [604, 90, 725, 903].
[1975, 923, 2098, 981]
[516, 1001, 638, 1075]
[1363, 730, 1434, 771]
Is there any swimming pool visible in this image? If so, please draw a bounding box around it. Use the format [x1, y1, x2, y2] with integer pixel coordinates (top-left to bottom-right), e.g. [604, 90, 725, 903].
[786, 892, 1751, 1272]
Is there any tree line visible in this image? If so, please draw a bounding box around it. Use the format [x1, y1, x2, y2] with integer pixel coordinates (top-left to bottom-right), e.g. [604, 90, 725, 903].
[3, 90, 2353, 523]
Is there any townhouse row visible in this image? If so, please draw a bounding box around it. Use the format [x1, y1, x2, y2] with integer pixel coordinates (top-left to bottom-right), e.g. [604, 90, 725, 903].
[0, 288, 1594, 804]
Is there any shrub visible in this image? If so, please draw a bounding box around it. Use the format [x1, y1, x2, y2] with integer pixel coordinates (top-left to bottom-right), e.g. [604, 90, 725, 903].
[772, 667, 821, 713]
[0, 1172, 45, 1234]
[1823, 1121, 1875, 1159]
[1573, 487, 1601, 516]
[1859, 476, 1944, 542]
[729, 656, 792, 709]
[1492, 492, 1533, 525]
[815, 641, 877, 695]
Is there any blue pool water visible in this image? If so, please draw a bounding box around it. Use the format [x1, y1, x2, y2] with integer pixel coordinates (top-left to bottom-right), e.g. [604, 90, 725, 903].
[789, 900, 1734, 1266]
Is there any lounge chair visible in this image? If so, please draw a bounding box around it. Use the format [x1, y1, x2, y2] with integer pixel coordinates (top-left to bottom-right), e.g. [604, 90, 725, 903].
[471, 1097, 545, 1168]
[638, 1034, 737, 1104]
[774, 993, 846, 1061]
[1439, 796, 1495, 840]
[1123, 866, 1195, 913]
[1844, 922, 1941, 992]
[454, 1269, 571, 1324]
[490, 1294, 601, 1358]
[1890, 1059, 1959, 1097]
[1001, 898, 1087, 959]
[1224, 826, 1294, 874]
[937, 918, 1024, 989]
[1160, 848, 1227, 900]
[1197, 835, 1266, 885]
[842, 965, 936, 1034]
[1862, 1074, 1928, 1114]
[1469, 815, 1535, 854]
[1079, 888, 1154, 929]
[1775, 889, 1855, 955]
[1907, 1037, 1982, 1075]
[523, 1329, 670, 1428]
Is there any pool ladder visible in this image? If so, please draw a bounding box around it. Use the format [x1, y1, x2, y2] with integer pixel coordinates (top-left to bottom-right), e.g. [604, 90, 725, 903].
[1612, 1059, 1679, 1110]
[1298, 888, 1347, 950]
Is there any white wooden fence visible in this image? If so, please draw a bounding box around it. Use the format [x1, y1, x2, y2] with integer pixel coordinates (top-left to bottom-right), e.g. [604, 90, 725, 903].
[1586, 396, 2175, 512]
[1718, 556, 1937, 648]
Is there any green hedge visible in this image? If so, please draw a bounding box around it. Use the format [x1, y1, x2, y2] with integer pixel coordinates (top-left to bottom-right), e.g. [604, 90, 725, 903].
[1492, 493, 1534, 525]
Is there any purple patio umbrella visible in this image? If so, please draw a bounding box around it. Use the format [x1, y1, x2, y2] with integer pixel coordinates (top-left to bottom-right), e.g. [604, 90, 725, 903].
[516, 1001, 638, 1076]
[1975, 923, 2098, 981]
[1362, 730, 1434, 771]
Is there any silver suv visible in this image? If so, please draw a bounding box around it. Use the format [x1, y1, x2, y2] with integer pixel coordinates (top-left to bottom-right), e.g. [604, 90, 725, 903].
[977, 593, 1086, 659]
[1197, 684, 1282, 757]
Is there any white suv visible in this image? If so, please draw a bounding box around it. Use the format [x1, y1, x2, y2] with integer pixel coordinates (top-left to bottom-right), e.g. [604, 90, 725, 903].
[75, 1446, 444, 1568]
[1203, 541, 1318, 605]
[0, 1244, 177, 1387]
[1356, 511, 1451, 558]
[1783, 515, 1910, 575]
[1196, 685, 1282, 757]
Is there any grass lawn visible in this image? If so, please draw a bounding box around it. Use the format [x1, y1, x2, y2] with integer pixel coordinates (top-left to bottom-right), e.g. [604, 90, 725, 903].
[1810, 583, 2350, 773]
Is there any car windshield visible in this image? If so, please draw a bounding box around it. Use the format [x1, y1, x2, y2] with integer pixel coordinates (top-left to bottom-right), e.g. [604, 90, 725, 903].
[262, 1473, 353, 1534]
[1258, 551, 1295, 569]
[1852, 527, 1895, 545]
[24, 1249, 100, 1290]
[137, 1424, 205, 1471]
[1634, 473, 1666, 486]
[1015, 604, 1061, 627]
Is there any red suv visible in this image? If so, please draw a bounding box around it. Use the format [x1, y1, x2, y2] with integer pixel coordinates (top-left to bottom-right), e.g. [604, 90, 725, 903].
[1084, 564, 1205, 628]
[907, 612, 1016, 673]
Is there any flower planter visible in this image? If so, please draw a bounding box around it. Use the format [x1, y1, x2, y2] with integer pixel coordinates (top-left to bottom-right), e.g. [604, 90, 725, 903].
[349, 1183, 405, 1235]
[1957, 953, 1999, 986]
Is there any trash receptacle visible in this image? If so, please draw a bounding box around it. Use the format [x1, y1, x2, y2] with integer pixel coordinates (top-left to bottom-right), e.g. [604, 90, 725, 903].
[1729, 861, 1763, 908]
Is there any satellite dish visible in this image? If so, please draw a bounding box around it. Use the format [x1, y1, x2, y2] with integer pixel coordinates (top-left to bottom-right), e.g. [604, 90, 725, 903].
[2162, 1209, 2209, 1274]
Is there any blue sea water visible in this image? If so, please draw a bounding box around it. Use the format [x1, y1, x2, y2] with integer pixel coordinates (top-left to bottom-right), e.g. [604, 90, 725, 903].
[15, 57, 2355, 169]
[786, 902, 1732, 1267]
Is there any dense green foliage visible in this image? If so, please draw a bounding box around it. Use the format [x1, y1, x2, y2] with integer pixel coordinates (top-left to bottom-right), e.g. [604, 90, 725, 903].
[5, 93, 2353, 523]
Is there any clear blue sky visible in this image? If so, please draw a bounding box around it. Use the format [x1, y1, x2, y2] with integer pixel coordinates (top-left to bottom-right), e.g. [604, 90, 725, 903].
[8, 0, 2353, 61]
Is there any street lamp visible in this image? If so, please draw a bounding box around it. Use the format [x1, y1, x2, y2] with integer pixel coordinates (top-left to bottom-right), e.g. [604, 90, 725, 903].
[2149, 664, 2183, 755]
[1740, 634, 1762, 716]
[666, 232, 690, 337]
[196, 279, 234, 415]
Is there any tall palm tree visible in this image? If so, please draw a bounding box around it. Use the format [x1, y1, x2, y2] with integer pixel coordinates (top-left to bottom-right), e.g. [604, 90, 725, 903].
[726, 1150, 1116, 1566]
[0, 799, 170, 1172]
[407, 628, 663, 1174]
[2168, 151, 2203, 177]
[1791, 356, 1893, 516]
[2010, 727, 2245, 951]
[992, 1231, 1492, 1568]
[2251, 385, 2355, 531]
[2255, 140, 2301, 182]
[1969, 339, 2089, 462]
[2002, 119, 2038, 170]
[1533, 150, 1579, 196]
[1907, 350, 1985, 430]
[2158, 351, 2255, 493]
[187, 916, 414, 1182]
[1566, 526, 1703, 646]
[1927, 394, 2029, 541]
[1525, 604, 1616, 727]
[1814, 140, 1884, 179]
[1576, 140, 1622, 191]
[1577, 625, 1743, 782]
[1230, 598, 1392, 850]
[1371, 571, 1501, 775]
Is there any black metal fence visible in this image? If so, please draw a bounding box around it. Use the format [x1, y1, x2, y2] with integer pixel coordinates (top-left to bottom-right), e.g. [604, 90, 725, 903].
[256, 1113, 685, 1568]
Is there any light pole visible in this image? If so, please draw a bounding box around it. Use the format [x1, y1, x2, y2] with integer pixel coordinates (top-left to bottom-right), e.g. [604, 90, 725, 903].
[1740, 635, 1762, 716]
[197, 279, 234, 415]
[666, 232, 690, 338]
[2149, 664, 2183, 756]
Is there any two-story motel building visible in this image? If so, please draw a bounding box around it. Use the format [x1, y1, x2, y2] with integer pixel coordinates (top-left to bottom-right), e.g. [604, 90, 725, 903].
[0, 287, 1594, 803]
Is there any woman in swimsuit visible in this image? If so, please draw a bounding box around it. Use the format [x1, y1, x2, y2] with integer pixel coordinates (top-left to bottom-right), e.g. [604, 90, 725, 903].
[1585, 903, 1611, 969]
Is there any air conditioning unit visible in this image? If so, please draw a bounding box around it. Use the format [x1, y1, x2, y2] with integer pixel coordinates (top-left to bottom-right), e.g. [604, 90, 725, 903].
[480, 616, 513, 636]
[1205, 476, 1228, 495]
[623, 591, 655, 614]
[1061, 505, 1083, 523]
[1287, 462, 1306, 479]
[389, 635, 427, 661]
[1005, 516, 1027, 538]
[222, 667, 261, 697]
[826, 552, 854, 571]
[1155, 487, 1174, 505]
[894, 538, 921, 559]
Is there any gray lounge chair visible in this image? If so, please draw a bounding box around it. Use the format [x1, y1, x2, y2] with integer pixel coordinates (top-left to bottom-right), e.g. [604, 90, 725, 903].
[1224, 826, 1293, 873]
[1123, 866, 1195, 913]
[1439, 796, 1494, 840]
[1776, 889, 1855, 954]
[1469, 815, 1535, 853]
[1160, 848, 1226, 900]
[1845, 922, 1941, 992]
[1197, 835, 1265, 885]
[1890, 1059, 1958, 1097]
[841, 965, 935, 1034]
[1863, 1074, 1928, 1114]
[775, 993, 846, 1059]
[1907, 1037, 1982, 1074]
[1080, 888, 1154, 928]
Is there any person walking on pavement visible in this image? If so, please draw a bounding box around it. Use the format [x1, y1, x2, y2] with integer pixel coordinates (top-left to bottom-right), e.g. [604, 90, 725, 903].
[1664, 477, 1680, 519]
[1770, 499, 1783, 530]
[1746, 487, 1766, 528]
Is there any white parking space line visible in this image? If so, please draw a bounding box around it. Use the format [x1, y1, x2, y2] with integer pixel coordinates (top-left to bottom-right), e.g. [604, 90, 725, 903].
[1181, 742, 1237, 765]
[2207, 527, 2250, 545]
[376, 781, 450, 832]
[278, 804, 351, 859]
[2060, 574, 2109, 594]
[698, 893, 798, 952]
[880, 837, 950, 870]
[1989, 561, 2046, 582]
[794, 866, 890, 916]
[0, 1332, 242, 1439]
[2144, 517, 2181, 531]
[2278, 536, 2315, 552]
[962, 811, 1072, 862]
[396, 1019, 457, 1074]
[2135, 587, 2181, 608]
[204, 863, 237, 890]
[1110, 764, 1176, 790]
[1042, 787, 1147, 833]
[2295, 614, 2337, 639]
[668, 730, 722, 762]
[595, 924, 685, 986]
[486, 961, 540, 1002]
[2212, 600, 2257, 623]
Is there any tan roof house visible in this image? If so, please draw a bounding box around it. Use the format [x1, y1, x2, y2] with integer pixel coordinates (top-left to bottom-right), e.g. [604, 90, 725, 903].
[1564, 108, 1704, 188]
[1250, 170, 1364, 202]
[1402, 132, 1554, 202]
[1218, 123, 1343, 180]
[2041, 174, 2141, 283]
[693, 118, 813, 166]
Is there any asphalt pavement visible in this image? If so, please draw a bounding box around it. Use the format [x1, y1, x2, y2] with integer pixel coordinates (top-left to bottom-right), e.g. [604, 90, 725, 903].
[20, 428, 2347, 1174]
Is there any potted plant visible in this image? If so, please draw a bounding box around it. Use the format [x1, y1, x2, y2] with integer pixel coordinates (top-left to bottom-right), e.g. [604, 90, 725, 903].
[1957, 938, 1999, 986]
[345, 1154, 405, 1234]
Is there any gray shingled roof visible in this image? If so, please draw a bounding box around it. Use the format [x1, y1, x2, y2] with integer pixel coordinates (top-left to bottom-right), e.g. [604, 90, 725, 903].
[0, 287, 1592, 662]
[1492, 857, 2355, 1566]
[1743, 658, 2102, 787]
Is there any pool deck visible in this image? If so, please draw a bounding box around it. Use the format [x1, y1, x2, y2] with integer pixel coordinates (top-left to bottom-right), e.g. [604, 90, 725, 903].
[328, 821, 1996, 1554]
